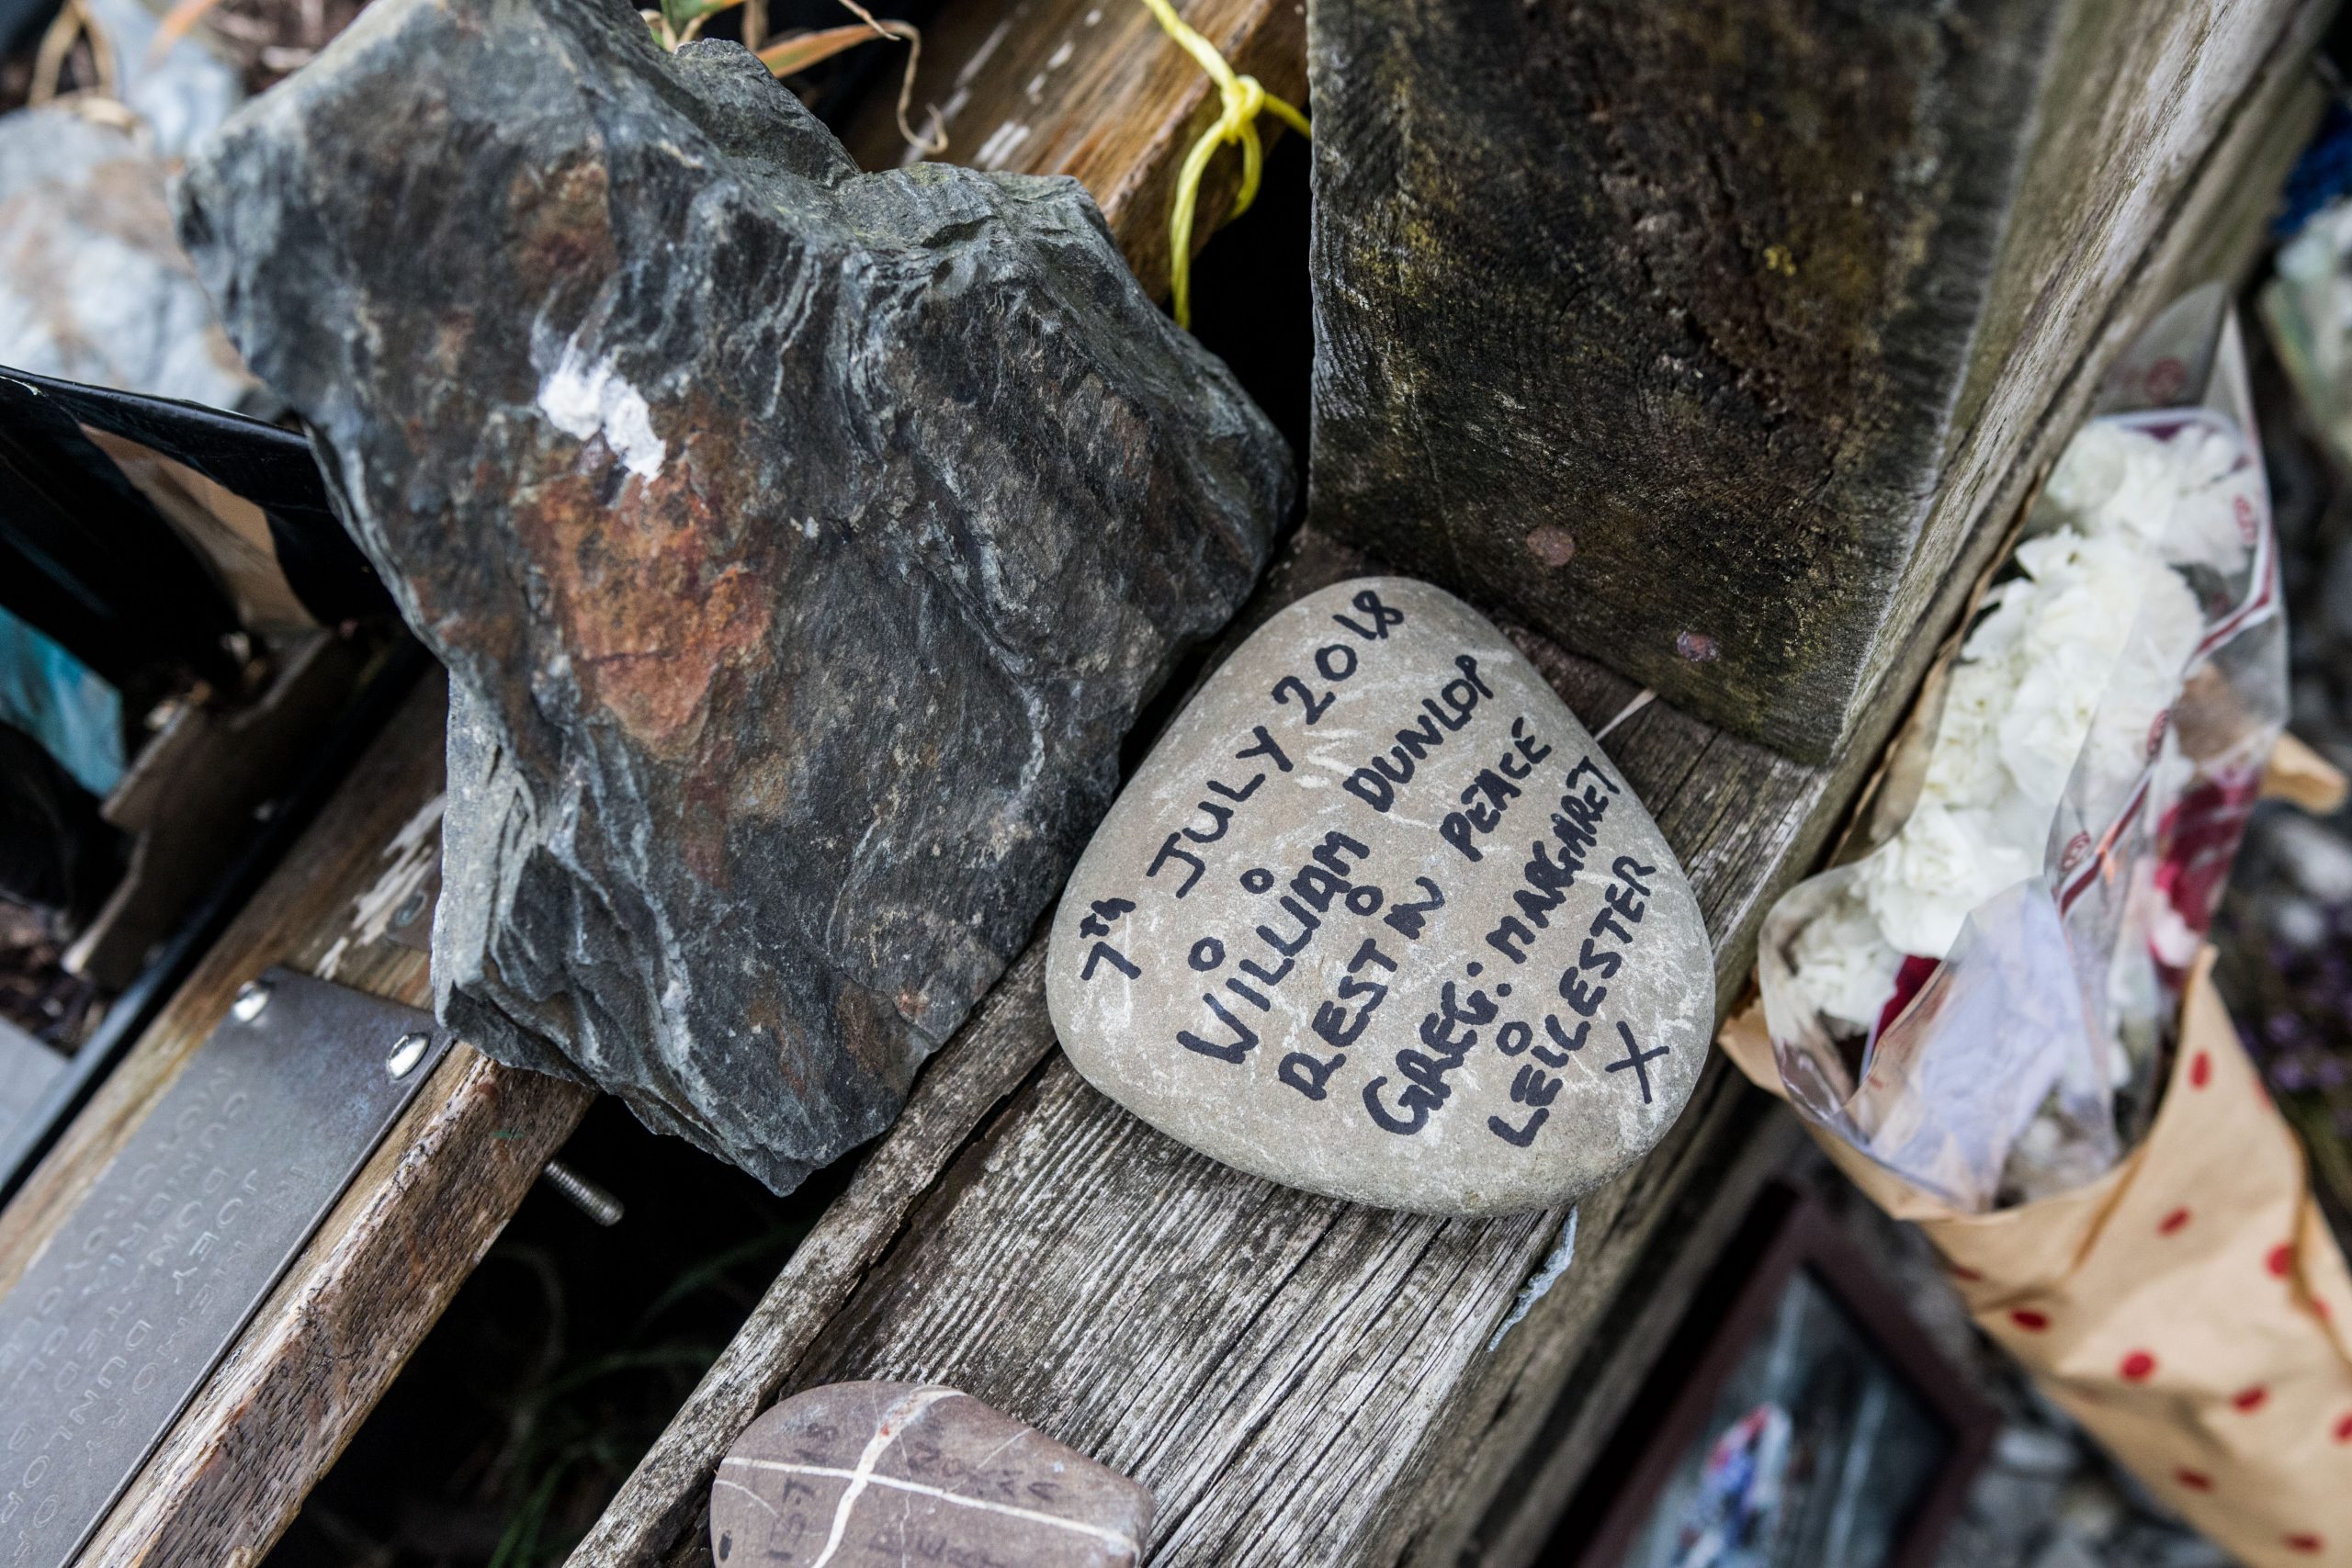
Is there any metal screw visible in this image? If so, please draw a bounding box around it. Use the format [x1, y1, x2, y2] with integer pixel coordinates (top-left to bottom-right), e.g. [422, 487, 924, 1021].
[538, 1159, 624, 1226]
[385, 1032, 431, 1079]
[391, 888, 427, 930]
[231, 981, 273, 1024]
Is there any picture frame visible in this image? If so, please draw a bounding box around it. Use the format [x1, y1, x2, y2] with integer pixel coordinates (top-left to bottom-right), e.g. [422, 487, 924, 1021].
[1549, 1182, 1997, 1568]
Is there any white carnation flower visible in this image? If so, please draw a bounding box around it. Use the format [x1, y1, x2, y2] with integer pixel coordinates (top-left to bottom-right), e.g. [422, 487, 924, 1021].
[1788, 890, 1905, 1032]
[2017, 534, 2148, 664]
[1781, 414, 2233, 1043]
[2079, 559, 2202, 807]
[1920, 657, 2009, 810]
[2137, 549, 2208, 665]
[1857, 804, 2038, 958]
[2013, 527, 2091, 584]
[1958, 578, 2034, 667]
[2165, 483, 2256, 578]
[1979, 532, 2154, 807]
[2000, 640, 2113, 806]
[2041, 423, 2175, 543]
[2174, 425, 2244, 492]
[2060, 419, 2254, 579]
[2162, 429, 2257, 578]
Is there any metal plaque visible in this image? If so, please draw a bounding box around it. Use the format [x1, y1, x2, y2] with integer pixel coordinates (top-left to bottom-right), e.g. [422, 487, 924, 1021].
[0, 967, 454, 1568]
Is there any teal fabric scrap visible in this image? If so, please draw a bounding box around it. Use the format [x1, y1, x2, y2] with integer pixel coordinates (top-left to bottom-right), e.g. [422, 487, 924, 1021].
[0, 604, 125, 797]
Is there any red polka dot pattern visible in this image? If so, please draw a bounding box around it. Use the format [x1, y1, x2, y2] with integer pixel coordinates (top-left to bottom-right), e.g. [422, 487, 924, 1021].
[1758, 954, 2352, 1567]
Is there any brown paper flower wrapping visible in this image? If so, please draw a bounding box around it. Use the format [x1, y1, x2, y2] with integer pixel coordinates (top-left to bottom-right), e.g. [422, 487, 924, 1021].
[1722, 947, 2352, 1566]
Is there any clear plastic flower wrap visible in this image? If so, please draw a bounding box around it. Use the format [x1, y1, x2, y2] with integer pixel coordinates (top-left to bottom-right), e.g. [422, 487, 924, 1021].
[1756, 294, 2289, 1213]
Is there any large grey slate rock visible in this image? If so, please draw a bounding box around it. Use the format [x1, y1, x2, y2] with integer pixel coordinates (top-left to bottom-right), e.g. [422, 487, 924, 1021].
[175, 0, 1292, 1190]
[1048, 579, 1712, 1214]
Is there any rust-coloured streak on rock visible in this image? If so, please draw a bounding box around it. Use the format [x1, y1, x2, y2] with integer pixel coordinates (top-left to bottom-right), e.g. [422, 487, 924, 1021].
[524, 445, 777, 758]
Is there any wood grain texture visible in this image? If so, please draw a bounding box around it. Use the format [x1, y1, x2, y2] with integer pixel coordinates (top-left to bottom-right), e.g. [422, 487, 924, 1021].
[571, 526, 1865, 1568]
[1395, 17, 2331, 1562]
[1440, 1089, 1806, 1568]
[1306, 0, 2313, 762]
[837, 0, 1306, 301]
[0, 671, 594, 1567]
[1867, 0, 2333, 747]
[570, 941, 1064, 1565]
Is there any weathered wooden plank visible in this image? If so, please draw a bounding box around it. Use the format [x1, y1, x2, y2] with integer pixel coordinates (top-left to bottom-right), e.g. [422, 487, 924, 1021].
[837, 0, 1306, 301]
[90, 1054, 588, 1567]
[572, 525, 1857, 1568]
[19, 0, 2303, 1559]
[0, 671, 594, 1567]
[1306, 0, 2315, 762]
[571, 941, 1063, 1565]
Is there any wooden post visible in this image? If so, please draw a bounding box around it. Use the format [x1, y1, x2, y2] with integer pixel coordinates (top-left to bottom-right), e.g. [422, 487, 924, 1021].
[1308, 0, 2322, 761]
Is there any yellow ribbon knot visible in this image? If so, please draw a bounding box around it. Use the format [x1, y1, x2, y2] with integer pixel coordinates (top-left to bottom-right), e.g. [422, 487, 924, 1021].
[1141, 0, 1310, 329]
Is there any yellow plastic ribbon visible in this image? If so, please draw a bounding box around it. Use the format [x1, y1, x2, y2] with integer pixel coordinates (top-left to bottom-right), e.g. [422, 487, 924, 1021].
[1141, 0, 1309, 329]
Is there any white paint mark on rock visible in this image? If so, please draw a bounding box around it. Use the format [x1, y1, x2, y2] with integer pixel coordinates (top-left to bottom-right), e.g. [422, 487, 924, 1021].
[537, 342, 667, 479]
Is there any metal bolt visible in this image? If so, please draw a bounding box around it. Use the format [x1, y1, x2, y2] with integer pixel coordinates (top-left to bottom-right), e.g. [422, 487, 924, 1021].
[538, 1159, 624, 1226]
[231, 981, 273, 1024]
[385, 1032, 431, 1079]
[391, 888, 427, 930]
